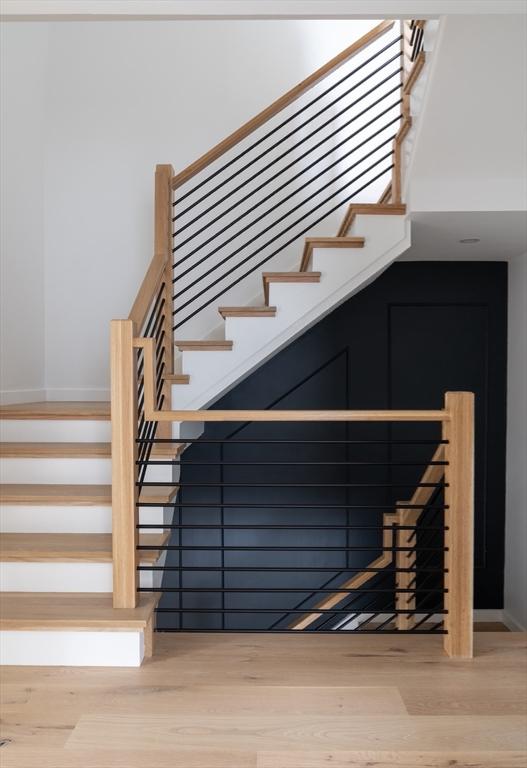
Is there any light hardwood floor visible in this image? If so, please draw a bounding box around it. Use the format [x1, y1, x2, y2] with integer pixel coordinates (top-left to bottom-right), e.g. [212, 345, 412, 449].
[1, 632, 526, 767]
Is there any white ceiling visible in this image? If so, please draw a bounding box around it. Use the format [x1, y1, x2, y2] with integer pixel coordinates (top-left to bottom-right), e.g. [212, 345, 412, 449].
[2, 0, 526, 20]
[401, 211, 527, 262]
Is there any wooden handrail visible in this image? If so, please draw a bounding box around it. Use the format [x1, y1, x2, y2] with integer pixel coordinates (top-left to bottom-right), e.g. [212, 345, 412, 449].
[171, 20, 395, 190]
[128, 253, 166, 334]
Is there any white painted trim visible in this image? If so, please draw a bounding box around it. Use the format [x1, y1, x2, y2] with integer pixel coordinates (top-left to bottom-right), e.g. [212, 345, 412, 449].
[502, 610, 527, 633]
[0, 389, 46, 406]
[0, 629, 144, 666]
[1, 1, 524, 21]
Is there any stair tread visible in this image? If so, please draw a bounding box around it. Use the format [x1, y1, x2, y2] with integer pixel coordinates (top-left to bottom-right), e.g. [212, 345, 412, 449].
[165, 374, 190, 384]
[0, 483, 178, 506]
[300, 237, 365, 271]
[0, 401, 110, 421]
[218, 306, 277, 318]
[0, 592, 157, 630]
[337, 203, 406, 236]
[175, 340, 233, 351]
[0, 442, 111, 459]
[262, 272, 321, 303]
[0, 532, 169, 563]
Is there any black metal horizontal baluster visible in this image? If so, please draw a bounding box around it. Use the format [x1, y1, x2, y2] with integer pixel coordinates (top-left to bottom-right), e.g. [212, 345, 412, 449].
[139, 565, 446, 573]
[174, 37, 402, 209]
[173, 161, 393, 329]
[173, 140, 396, 305]
[173, 106, 402, 272]
[172, 86, 403, 255]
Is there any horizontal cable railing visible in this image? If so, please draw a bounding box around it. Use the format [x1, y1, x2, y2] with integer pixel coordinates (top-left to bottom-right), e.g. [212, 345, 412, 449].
[170, 20, 402, 332]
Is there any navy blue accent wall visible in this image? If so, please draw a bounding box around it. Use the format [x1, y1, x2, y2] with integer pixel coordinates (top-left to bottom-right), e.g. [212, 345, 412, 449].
[157, 261, 507, 629]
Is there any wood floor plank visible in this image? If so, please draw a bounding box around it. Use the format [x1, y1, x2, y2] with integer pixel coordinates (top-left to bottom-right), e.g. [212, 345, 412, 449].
[0, 749, 256, 768]
[66, 714, 527, 751]
[1, 685, 405, 720]
[399, 683, 527, 715]
[257, 751, 527, 768]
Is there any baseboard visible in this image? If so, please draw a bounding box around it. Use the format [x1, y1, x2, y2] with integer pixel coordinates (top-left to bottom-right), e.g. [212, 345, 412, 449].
[45, 387, 110, 401]
[502, 609, 527, 632]
[0, 389, 46, 405]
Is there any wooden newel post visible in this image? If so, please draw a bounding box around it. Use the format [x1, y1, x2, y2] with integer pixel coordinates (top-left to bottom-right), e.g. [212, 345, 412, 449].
[111, 319, 138, 609]
[443, 391, 474, 658]
[154, 164, 175, 438]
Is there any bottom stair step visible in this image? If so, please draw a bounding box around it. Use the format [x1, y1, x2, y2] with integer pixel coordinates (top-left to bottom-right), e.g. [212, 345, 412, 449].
[0, 591, 156, 630]
[0, 593, 156, 667]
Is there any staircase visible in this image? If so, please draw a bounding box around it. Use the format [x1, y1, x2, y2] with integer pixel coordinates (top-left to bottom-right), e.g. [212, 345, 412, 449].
[0, 402, 172, 665]
[0, 19, 453, 667]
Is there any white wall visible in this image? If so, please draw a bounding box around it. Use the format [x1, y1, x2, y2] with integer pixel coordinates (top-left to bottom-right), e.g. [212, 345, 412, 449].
[505, 252, 527, 630]
[1, 18, 384, 399]
[407, 15, 527, 212]
[0, 24, 47, 403]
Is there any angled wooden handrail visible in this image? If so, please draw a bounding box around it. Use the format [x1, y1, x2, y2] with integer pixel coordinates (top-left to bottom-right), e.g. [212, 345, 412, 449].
[288, 445, 446, 631]
[128, 253, 166, 334]
[171, 20, 395, 190]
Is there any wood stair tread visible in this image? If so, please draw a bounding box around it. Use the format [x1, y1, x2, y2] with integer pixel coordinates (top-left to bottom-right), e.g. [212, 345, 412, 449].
[0, 401, 110, 421]
[0, 532, 169, 563]
[300, 237, 365, 271]
[262, 272, 321, 303]
[337, 203, 406, 236]
[164, 374, 190, 384]
[0, 592, 157, 630]
[218, 306, 277, 318]
[0, 442, 111, 459]
[175, 340, 233, 351]
[0, 483, 179, 506]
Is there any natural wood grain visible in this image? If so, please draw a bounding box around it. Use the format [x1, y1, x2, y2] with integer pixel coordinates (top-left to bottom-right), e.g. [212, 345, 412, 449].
[143, 409, 448, 423]
[110, 319, 138, 608]
[218, 307, 277, 318]
[154, 164, 175, 442]
[0, 533, 168, 563]
[377, 181, 392, 204]
[0, 483, 112, 505]
[337, 203, 406, 237]
[171, 21, 394, 189]
[262, 272, 321, 303]
[0, 483, 177, 506]
[443, 391, 475, 659]
[127, 254, 165, 334]
[164, 374, 190, 384]
[66, 712, 527, 751]
[257, 752, 527, 768]
[299, 237, 365, 272]
[0, 592, 156, 630]
[0, 401, 110, 421]
[175, 340, 233, 351]
[403, 50, 426, 95]
[0, 443, 111, 459]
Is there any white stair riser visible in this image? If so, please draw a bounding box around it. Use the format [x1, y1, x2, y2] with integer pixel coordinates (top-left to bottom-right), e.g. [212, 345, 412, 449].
[0, 558, 165, 592]
[0, 630, 144, 667]
[0, 420, 111, 442]
[0, 504, 170, 533]
[0, 458, 175, 484]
